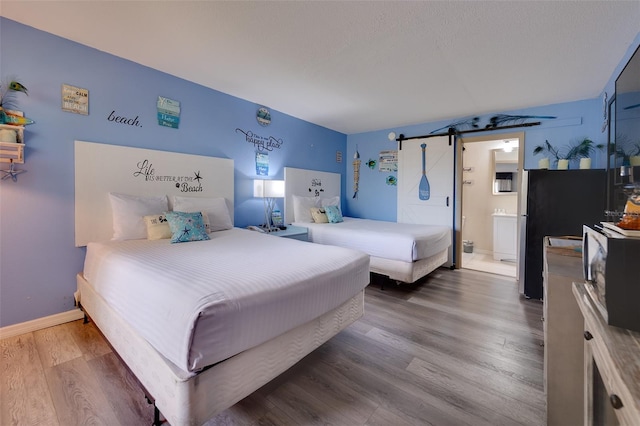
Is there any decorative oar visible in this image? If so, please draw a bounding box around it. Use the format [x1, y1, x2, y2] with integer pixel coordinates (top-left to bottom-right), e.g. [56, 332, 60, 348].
[419, 143, 430, 200]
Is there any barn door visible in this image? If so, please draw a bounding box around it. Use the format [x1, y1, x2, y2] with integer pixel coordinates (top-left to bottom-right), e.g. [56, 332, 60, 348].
[397, 136, 455, 263]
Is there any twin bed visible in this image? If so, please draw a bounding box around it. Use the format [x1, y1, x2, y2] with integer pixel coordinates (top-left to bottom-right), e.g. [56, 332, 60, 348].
[74, 142, 369, 425]
[284, 167, 451, 283]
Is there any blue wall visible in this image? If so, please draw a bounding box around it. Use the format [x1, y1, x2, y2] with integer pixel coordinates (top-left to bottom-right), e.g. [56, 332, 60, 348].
[346, 32, 640, 222]
[0, 18, 347, 327]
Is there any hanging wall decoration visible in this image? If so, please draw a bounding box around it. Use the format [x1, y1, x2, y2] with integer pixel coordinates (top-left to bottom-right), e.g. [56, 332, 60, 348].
[366, 159, 376, 169]
[386, 175, 397, 186]
[1, 77, 31, 181]
[257, 107, 271, 126]
[256, 151, 269, 176]
[157, 96, 180, 129]
[352, 147, 361, 198]
[418, 143, 430, 200]
[429, 114, 556, 134]
[0, 77, 28, 110]
[61, 84, 89, 115]
[0, 77, 33, 125]
[602, 92, 608, 133]
[378, 150, 397, 172]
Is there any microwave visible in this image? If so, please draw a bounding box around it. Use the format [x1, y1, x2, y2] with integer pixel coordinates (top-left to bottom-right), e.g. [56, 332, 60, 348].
[582, 225, 640, 332]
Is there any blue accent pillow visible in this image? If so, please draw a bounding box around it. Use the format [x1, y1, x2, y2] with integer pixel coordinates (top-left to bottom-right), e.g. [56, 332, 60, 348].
[165, 211, 210, 243]
[324, 205, 343, 223]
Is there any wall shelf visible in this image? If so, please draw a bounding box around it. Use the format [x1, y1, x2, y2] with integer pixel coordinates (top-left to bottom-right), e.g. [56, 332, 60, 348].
[0, 142, 25, 164]
[0, 125, 25, 164]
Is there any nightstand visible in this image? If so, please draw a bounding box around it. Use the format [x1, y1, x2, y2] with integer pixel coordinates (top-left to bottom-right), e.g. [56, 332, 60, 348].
[268, 225, 308, 241]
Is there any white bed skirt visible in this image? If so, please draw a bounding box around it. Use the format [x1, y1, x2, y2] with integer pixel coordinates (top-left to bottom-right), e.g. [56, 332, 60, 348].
[75, 273, 364, 426]
[369, 248, 448, 283]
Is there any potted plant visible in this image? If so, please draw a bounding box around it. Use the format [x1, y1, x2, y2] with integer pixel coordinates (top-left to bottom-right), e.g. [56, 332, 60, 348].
[564, 138, 605, 169]
[533, 140, 560, 169]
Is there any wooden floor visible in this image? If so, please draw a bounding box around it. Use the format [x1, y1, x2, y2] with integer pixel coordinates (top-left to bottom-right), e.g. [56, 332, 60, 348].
[1, 268, 545, 426]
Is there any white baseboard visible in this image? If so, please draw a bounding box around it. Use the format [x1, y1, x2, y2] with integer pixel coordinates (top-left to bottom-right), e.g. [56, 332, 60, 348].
[0, 309, 85, 340]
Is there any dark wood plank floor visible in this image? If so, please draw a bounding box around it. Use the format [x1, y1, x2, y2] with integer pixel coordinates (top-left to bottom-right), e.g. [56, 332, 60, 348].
[0, 268, 545, 425]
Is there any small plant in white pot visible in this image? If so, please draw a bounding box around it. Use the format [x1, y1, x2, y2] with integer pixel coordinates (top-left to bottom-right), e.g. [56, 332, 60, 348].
[565, 138, 605, 169]
[533, 140, 560, 169]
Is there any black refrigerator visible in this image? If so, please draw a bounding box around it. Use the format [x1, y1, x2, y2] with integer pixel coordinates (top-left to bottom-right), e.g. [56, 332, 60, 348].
[518, 169, 606, 300]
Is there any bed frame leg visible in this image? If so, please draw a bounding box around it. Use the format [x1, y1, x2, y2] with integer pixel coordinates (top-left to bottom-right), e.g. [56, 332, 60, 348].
[145, 395, 162, 425]
[152, 405, 161, 426]
[77, 302, 89, 324]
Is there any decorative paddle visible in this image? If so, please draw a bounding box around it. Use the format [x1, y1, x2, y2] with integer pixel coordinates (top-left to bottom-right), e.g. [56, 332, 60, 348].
[419, 143, 430, 200]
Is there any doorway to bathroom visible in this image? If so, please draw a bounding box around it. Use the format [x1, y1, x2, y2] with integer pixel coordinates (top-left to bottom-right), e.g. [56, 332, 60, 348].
[458, 132, 523, 278]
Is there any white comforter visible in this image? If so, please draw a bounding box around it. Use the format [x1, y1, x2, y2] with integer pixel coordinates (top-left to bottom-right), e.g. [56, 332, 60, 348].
[296, 217, 451, 262]
[82, 228, 369, 373]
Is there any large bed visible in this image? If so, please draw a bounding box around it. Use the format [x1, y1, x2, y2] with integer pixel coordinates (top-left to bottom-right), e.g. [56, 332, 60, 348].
[284, 167, 451, 283]
[73, 141, 370, 425]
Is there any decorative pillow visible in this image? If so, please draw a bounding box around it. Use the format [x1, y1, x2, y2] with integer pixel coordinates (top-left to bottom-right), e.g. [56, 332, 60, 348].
[171, 196, 233, 232]
[292, 195, 319, 223]
[109, 193, 168, 240]
[310, 207, 329, 223]
[165, 211, 210, 243]
[325, 205, 344, 223]
[143, 214, 172, 240]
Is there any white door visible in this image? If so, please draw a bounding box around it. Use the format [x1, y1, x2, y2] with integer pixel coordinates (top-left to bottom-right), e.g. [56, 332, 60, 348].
[397, 136, 454, 262]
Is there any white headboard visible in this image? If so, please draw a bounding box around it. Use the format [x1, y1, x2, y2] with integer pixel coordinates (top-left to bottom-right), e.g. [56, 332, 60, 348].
[75, 140, 234, 246]
[284, 167, 340, 224]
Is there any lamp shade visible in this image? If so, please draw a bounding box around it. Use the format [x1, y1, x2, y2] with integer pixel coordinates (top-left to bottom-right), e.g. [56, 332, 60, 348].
[253, 179, 285, 198]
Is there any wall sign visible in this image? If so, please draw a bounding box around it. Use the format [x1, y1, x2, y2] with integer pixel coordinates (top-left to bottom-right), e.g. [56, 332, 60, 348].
[236, 128, 283, 152]
[379, 150, 398, 172]
[257, 107, 271, 126]
[62, 84, 89, 115]
[132, 158, 204, 193]
[157, 96, 180, 129]
[256, 152, 269, 176]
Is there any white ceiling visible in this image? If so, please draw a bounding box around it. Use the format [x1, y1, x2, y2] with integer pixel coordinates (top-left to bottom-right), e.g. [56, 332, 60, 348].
[2, 1, 639, 134]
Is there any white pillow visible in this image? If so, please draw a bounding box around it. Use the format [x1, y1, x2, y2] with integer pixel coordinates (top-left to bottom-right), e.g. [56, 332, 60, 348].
[320, 196, 341, 210]
[292, 195, 319, 223]
[171, 196, 233, 232]
[109, 193, 168, 240]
